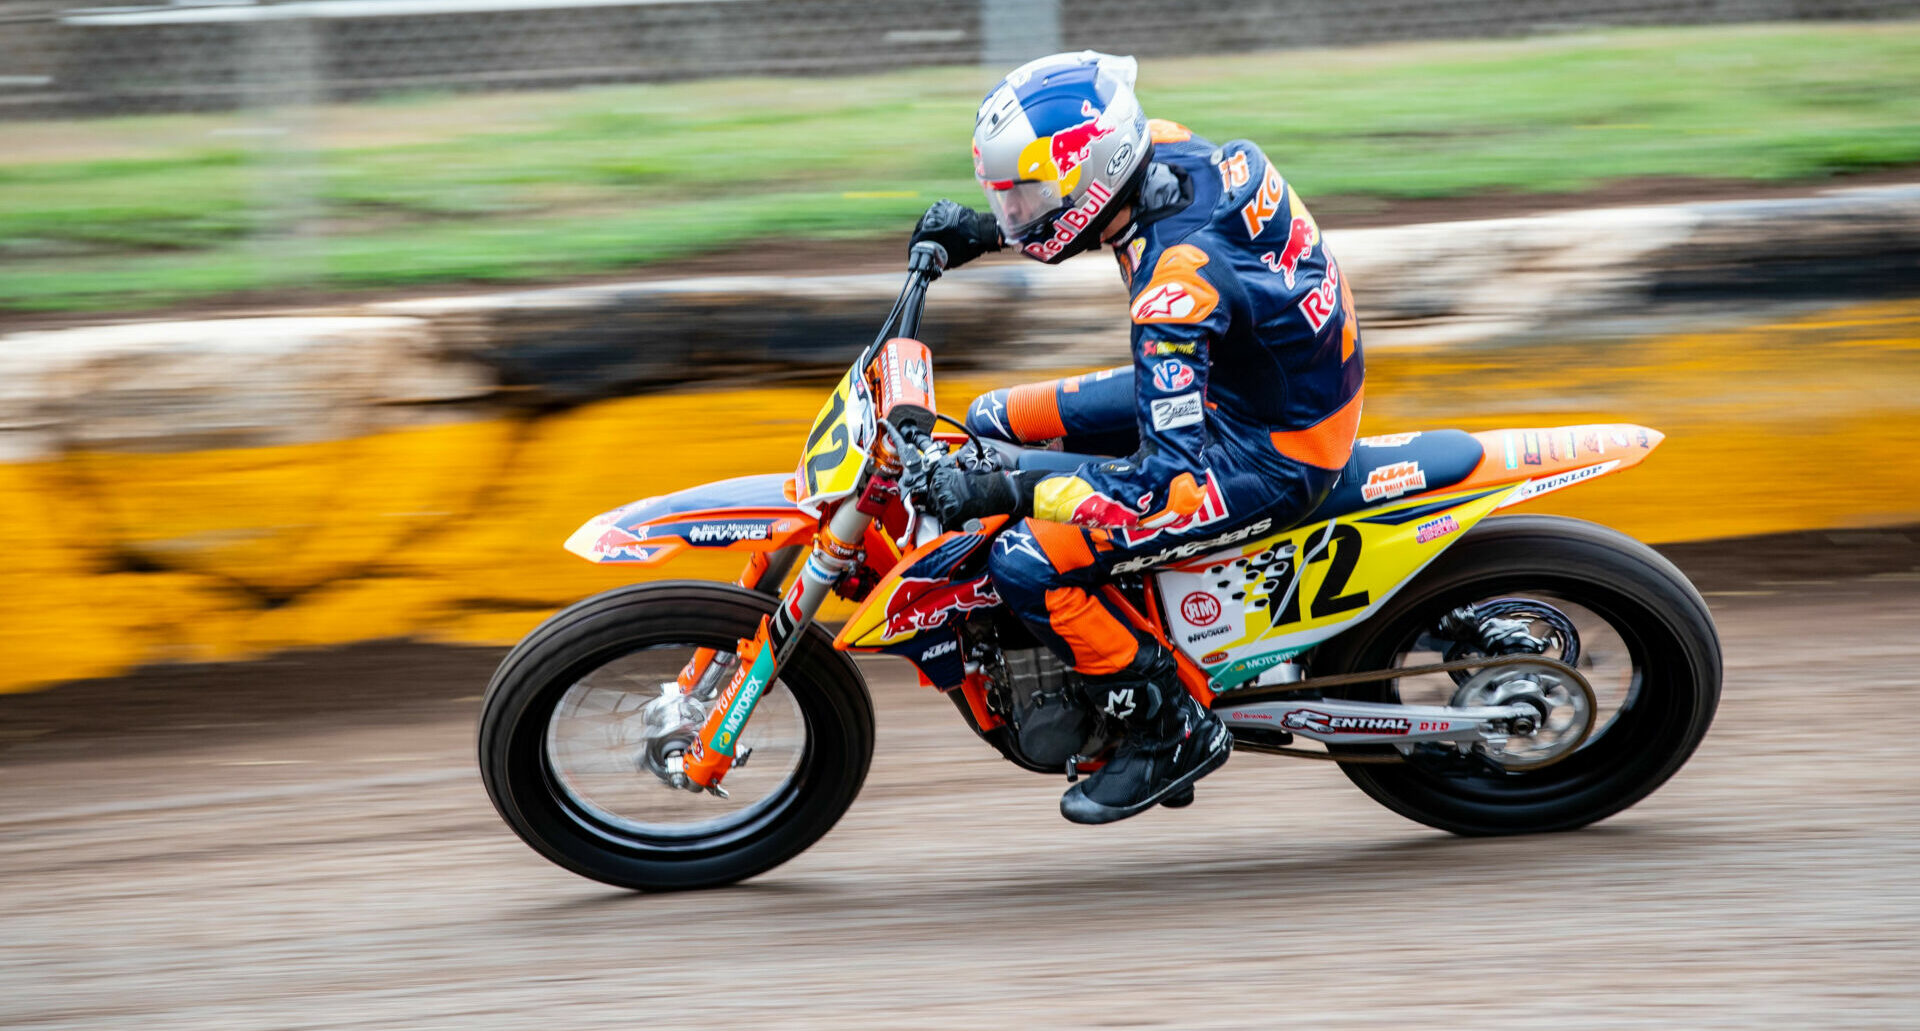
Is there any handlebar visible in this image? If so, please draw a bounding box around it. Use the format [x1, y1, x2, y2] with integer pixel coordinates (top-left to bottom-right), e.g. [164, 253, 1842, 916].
[860, 247, 943, 370]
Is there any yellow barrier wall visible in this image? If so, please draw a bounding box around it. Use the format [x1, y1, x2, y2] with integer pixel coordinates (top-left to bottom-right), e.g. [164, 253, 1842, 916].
[4, 300, 1916, 692]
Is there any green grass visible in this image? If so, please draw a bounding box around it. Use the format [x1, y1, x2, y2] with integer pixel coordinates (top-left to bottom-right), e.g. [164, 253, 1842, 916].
[4, 21, 1920, 312]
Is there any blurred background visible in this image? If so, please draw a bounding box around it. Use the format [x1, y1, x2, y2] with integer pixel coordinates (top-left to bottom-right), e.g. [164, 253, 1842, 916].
[2, 3, 1918, 1028]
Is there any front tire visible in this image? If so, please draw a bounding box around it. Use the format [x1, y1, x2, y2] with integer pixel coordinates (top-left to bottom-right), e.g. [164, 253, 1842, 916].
[478, 582, 874, 891]
[1313, 515, 1721, 836]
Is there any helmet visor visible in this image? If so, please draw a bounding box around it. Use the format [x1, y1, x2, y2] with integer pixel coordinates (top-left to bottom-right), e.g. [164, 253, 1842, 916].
[983, 178, 1065, 240]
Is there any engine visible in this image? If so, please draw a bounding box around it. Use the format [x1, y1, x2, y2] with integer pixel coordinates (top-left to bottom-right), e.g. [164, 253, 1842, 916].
[990, 646, 1111, 771]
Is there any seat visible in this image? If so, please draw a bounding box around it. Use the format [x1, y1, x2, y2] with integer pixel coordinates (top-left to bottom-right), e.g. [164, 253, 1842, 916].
[1006, 428, 1485, 524]
[1301, 429, 1485, 523]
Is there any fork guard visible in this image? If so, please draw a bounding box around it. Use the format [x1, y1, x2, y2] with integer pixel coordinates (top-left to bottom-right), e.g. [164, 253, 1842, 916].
[564, 472, 814, 566]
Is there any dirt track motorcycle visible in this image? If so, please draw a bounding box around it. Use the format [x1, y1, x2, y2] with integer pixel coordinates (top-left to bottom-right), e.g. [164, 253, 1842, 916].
[479, 243, 1721, 891]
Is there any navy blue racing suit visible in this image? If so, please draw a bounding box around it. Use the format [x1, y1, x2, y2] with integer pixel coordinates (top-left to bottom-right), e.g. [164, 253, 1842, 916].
[970, 122, 1366, 676]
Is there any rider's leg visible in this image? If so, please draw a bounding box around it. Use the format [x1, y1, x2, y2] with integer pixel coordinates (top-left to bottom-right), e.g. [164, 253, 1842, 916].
[965, 367, 1138, 456]
[986, 518, 1230, 823]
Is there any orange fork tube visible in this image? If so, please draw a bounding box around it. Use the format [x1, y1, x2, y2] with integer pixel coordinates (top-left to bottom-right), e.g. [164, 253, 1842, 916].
[1098, 584, 1216, 707]
[674, 553, 775, 691]
[682, 504, 873, 789]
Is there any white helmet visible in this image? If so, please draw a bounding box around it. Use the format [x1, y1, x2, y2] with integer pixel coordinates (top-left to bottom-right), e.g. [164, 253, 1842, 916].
[973, 51, 1152, 264]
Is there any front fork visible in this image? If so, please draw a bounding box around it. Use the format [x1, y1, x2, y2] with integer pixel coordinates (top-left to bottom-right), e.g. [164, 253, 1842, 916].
[678, 498, 875, 791]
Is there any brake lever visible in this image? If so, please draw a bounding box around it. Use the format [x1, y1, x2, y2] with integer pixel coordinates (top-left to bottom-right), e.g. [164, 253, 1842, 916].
[890, 423, 948, 548]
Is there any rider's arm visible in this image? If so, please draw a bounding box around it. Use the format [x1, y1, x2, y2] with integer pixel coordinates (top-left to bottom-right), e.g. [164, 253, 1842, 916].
[1031, 242, 1232, 528]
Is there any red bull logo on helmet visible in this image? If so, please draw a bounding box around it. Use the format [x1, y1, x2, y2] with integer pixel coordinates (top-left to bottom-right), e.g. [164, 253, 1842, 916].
[1050, 100, 1112, 180]
[1016, 100, 1114, 197]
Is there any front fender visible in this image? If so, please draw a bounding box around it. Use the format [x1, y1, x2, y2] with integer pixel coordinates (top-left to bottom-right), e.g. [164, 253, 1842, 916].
[563, 472, 814, 566]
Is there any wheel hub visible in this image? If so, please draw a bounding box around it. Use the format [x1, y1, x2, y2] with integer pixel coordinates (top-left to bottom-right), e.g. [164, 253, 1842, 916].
[636, 683, 713, 790]
[1449, 663, 1595, 770]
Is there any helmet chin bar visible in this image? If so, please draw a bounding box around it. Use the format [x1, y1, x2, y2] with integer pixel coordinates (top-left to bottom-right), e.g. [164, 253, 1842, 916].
[1013, 151, 1153, 265]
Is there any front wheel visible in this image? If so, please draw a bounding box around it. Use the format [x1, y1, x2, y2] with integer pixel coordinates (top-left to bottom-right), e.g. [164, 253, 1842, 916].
[1312, 515, 1721, 836]
[478, 582, 874, 890]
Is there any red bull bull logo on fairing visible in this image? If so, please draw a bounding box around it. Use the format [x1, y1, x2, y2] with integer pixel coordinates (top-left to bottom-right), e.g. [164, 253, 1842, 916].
[881, 576, 1001, 640]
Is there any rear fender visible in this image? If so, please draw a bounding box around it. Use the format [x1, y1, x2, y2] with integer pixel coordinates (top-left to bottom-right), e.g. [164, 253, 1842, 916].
[564, 473, 814, 566]
[1456, 424, 1665, 506]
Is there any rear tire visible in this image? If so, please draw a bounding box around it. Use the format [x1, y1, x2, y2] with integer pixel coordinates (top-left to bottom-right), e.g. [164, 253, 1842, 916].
[478, 582, 874, 890]
[1312, 515, 1720, 836]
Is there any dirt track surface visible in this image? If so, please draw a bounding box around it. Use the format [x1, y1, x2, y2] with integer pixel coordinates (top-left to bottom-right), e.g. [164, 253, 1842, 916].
[4, 528, 1918, 1029]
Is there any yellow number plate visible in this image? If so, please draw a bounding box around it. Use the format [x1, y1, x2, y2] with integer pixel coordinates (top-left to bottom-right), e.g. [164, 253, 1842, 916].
[794, 366, 873, 515]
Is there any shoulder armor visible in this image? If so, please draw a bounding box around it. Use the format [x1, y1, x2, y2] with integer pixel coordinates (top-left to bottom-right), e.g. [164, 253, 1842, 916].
[1146, 119, 1192, 143]
[1210, 140, 1320, 256]
[1130, 243, 1220, 326]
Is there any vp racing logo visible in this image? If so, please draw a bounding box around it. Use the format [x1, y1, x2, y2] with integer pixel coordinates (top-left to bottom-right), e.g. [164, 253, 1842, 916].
[1281, 709, 1411, 736]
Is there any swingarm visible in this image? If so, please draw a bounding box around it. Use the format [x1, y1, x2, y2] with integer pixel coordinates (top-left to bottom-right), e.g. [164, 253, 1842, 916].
[1211, 655, 1599, 771]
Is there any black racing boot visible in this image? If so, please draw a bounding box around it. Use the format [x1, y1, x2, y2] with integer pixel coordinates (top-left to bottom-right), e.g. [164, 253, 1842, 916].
[1061, 644, 1230, 825]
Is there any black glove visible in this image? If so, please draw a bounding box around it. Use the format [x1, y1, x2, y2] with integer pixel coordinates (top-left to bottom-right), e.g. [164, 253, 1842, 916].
[911, 199, 1003, 270]
[928, 463, 1023, 525]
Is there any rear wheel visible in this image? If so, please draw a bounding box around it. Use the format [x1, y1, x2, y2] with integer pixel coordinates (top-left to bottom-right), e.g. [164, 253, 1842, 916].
[1312, 515, 1720, 835]
[478, 582, 874, 890]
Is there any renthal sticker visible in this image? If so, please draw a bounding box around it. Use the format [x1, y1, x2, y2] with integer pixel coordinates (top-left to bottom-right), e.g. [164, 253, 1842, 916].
[1298, 258, 1341, 333]
[1142, 338, 1197, 357]
[1217, 150, 1251, 190]
[1498, 461, 1621, 508]
[1150, 358, 1196, 393]
[1110, 517, 1273, 575]
[1260, 216, 1321, 289]
[1359, 431, 1421, 447]
[882, 576, 1000, 638]
[1282, 709, 1411, 736]
[1150, 392, 1204, 431]
[1241, 161, 1286, 238]
[1132, 282, 1201, 322]
[1201, 649, 1230, 665]
[1179, 591, 1222, 626]
[1024, 181, 1113, 261]
[686, 521, 773, 545]
[1415, 514, 1460, 544]
[1360, 461, 1426, 503]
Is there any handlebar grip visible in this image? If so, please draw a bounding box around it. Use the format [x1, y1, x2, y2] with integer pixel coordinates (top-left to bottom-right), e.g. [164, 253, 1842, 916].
[908, 241, 949, 273]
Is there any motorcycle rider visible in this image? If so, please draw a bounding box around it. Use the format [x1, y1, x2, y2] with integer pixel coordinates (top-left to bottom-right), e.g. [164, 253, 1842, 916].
[910, 51, 1366, 824]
